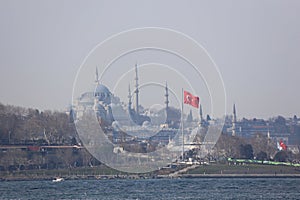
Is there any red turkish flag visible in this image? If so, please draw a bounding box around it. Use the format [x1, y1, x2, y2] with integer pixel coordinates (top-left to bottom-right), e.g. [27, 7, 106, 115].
[184, 90, 199, 108]
[279, 140, 287, 151]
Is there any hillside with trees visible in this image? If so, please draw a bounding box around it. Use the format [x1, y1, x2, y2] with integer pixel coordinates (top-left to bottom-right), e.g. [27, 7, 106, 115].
[1, 103, 300, 173]
[0, 103, 76, 145]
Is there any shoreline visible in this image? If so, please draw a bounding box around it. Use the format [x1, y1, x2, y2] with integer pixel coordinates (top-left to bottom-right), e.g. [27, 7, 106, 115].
[2, 173, 300, 181]
[2, 163, 300, 181]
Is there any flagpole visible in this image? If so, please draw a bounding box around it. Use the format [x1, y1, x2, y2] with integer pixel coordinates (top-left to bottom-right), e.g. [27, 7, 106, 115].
[181, 88, 184, 161]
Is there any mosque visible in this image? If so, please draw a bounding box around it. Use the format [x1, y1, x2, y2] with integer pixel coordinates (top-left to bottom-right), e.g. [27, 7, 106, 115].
[71, 64, 214, 155]
[72, 64, 182, 138]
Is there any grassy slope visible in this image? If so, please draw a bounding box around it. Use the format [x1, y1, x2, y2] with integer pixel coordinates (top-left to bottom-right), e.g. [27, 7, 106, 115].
[186, 163, 300, 175]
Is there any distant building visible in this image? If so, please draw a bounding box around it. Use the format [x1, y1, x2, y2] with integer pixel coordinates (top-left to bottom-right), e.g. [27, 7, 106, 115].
[73, 68, 113, 125]
[225, 104, 300, 146]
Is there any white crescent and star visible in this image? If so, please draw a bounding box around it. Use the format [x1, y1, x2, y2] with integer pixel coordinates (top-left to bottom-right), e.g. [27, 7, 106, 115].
[185, 95, 192, 103]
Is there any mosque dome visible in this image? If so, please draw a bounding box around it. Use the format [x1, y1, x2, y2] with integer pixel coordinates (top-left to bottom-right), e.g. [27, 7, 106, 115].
[79, 92, 94, 104]
[94, 84, 111, 104]
[142, 121, 150, 128]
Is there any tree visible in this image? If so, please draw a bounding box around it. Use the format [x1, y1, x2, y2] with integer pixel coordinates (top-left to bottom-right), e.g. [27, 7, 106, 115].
[256, 151, 268, 161]
[239, 144, 254, 159]
[250, 133, 277, 159]
[213, 134, 245, 158]
[274, 151, 289, 162]
[273, 116, 289, 134]
[293, 115, 297, 122]
[275, 116, 286, 125]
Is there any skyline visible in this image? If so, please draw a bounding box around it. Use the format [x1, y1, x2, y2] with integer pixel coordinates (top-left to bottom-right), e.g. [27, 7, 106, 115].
[0, 1, 300, 119]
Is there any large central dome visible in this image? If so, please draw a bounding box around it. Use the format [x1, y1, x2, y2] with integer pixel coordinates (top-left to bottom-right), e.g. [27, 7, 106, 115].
[94, 84, 111, 104]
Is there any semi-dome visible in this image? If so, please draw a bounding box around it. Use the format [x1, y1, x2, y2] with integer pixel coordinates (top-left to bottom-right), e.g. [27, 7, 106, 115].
[79, 92, 94, 104]
[94, 84, 111, 104]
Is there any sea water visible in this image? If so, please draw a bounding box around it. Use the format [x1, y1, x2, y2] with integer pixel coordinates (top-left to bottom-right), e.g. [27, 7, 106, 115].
[1, 178, 300, 199]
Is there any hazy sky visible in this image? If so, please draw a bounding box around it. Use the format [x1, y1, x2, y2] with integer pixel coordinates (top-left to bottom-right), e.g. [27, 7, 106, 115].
[0, 0, 299, 119]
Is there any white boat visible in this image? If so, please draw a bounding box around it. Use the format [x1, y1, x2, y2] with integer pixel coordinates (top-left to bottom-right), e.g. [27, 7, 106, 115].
[52, 177, 64, 182]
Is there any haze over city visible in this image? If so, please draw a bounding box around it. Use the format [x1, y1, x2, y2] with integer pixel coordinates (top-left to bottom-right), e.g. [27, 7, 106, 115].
[0, 0, 299, 119]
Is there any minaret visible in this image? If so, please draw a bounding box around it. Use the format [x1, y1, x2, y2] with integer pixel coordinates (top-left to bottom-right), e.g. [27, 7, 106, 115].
[165, 82, 169, 111]
[233, 104, 237, 123]
[232, 104, 237, 136]
[165, 82, 169, 124]
[128, 84, 132, 109]
[199, 104, 204, 126]
[134, 63, 139, 114]
[95, 67, 99, 85]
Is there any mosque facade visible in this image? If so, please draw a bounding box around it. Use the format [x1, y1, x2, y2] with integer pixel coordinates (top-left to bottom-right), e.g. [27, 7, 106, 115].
[72, 68, 114, 126]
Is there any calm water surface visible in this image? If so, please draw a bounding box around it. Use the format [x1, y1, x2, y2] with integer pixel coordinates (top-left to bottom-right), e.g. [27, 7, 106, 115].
[1, 178, 300, 199]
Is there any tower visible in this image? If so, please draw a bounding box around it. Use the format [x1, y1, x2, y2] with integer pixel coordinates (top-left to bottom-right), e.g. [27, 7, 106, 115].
[134, 63, 139, 114]
[232, 104, 237, 136]
[186, 109, 193, 122]
[165, 82, 169, 111]
[95, 67, 99, 85]
[199, 104, 204, 126]
[165, 82, 169, 124]
[233, 103, 237, 123]
[128, 84, 132, 109]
